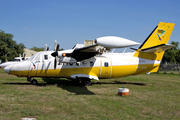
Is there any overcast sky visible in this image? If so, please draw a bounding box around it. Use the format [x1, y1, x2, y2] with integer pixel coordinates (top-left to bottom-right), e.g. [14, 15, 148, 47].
[1, 0, 180, 51]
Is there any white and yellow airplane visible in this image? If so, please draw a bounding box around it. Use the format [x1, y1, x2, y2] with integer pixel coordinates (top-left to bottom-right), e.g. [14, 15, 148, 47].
[3, 22, 175, 86]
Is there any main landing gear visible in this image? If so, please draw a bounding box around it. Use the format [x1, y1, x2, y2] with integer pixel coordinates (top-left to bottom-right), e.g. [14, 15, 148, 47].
[27, 77, 38, 85]
[76, 77, 91, 86]
[82, 79, 91, 86]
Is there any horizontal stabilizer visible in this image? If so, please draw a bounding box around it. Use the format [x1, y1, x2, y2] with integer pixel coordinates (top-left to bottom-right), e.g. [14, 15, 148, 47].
[140, 44, 174, 53]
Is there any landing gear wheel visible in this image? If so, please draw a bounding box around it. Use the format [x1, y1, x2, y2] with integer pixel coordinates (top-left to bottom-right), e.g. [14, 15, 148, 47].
[27, 77, 31, 82]
[31, 79, 38, 85]
[82, 79, 91, 86]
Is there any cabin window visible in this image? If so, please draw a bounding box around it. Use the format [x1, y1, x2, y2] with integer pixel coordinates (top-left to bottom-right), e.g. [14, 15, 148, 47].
[44, 55, 48, 60]
[90, 61, 94, 66]
[69, 63, 73, 66]
[63, 63, 68, 66]
[104, 62, 109, 67]
[82, 61, 87, 66]
[76, 62, 80, 66]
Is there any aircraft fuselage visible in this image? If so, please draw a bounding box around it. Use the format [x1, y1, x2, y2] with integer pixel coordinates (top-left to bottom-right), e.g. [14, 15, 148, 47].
[4, 51, 160, 80]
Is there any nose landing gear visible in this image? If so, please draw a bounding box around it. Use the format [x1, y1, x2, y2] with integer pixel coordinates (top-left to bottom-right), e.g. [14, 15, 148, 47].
[27, 77, 38, 85]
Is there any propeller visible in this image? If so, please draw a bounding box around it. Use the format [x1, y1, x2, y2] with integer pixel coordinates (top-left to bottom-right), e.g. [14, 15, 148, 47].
[54, 40, 57, 51]
[51, 43, 59, 70]
[45, 44, 49, 51]
[19, 54, 22, 61]
[22, 53, 26, 60]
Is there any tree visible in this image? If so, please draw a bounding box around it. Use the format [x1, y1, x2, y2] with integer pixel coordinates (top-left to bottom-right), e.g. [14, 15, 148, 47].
[162, 41, 180, 63]
[30, 47, 45, 52]
[30, 47, 64, 52]
[0, 30, 25, 62]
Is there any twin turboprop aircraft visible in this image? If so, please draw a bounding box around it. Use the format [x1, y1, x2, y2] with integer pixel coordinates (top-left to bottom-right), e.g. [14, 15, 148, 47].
[3, 22, 175, 86]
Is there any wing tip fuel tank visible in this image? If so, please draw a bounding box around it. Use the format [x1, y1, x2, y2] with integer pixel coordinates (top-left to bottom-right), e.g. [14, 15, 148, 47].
[95, 36, 140, 48]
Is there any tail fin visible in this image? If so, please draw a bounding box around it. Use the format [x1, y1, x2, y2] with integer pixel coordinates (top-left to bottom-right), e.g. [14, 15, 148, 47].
[134, 22, 175, 60]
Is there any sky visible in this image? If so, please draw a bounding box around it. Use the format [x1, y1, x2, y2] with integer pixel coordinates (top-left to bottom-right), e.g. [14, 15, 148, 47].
[0, 0, 180, 51]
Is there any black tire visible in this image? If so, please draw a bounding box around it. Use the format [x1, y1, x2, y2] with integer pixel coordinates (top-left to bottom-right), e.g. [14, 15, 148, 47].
[82, 79, 91, 86]
[31, 79, 38, 85]
[27, 77, 31, 82]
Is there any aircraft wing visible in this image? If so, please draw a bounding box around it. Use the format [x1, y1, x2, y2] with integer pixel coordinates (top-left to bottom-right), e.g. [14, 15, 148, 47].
[70, 45, 104, 61]
[74, 45, 104, 52]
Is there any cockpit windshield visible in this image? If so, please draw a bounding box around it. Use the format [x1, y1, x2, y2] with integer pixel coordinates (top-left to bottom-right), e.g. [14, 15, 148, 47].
[28, 52, 42, 61]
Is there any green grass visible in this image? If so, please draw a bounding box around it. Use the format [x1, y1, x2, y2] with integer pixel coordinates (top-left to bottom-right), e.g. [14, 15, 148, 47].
[0, 68, 180, 120]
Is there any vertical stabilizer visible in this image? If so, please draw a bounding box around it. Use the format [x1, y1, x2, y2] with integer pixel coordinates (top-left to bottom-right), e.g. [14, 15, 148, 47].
[134, 22, 175, 60]
[139, 22, 175, 49]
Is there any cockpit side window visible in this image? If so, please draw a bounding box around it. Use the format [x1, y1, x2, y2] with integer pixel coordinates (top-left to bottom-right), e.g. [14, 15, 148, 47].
[90, 61, 94, 66]
[82, 61, 87, 66]
[44, 55, 48, 60]
[69, 63, 73, 66]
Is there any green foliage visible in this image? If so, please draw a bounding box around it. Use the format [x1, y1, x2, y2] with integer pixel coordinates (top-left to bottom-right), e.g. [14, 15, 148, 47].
[0, 30, 25, 62]
[162, 41, 180, 63]
[30, 47, 64, 52]
[59, 48, 64, 51]
[30, 47, 45, 52]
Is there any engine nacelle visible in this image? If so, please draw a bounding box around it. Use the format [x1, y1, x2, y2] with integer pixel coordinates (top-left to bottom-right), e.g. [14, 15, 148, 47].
[59, 57, 77, 63]
[57, 49, 74, 58]
[95, 36, 140, 48]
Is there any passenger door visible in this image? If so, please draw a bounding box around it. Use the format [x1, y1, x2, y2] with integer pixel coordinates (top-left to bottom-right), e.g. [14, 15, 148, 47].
[100, 59, 112, 78]
[36, 54, 49, 77]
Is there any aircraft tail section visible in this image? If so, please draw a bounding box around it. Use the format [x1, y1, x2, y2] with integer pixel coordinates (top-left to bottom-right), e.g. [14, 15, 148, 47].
[133, 22, 175, 61]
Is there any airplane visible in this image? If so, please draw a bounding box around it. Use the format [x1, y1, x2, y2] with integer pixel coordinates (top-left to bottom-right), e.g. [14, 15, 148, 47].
[3, 22, 175, 86]
[0, 54, 29, 68]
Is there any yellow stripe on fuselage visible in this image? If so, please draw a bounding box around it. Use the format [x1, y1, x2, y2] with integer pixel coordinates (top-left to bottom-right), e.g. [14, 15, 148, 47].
[9, 63, 159, 79]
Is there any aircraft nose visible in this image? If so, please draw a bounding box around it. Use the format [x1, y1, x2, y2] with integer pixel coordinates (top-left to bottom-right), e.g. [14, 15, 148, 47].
[4, 65, 12, 74]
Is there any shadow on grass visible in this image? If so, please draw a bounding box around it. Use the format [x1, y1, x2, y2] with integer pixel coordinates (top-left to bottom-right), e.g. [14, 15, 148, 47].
[2, 78, 95, 95]
[92, 80, 146, 86]
[2, 78, 145, 95]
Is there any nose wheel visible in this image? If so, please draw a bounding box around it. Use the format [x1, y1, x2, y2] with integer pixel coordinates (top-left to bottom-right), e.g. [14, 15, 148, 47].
[31, 79, 38, 85]
[27, 77, 38, 85]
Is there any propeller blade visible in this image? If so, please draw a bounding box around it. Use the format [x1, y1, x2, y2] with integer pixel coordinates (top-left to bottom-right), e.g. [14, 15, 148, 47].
[52, 40, 60, 70]
[56, 44, 59, 52]
[54, 57, 57, 70]
[19, 53, 22, 61]
[22, 53, 26, 60]
[51, 52, 58, 57]
[45, 44, 48, 51]
[54, 40, 57, 51]
[23, 53, 26, 58]
[54, 56, 58, 70]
